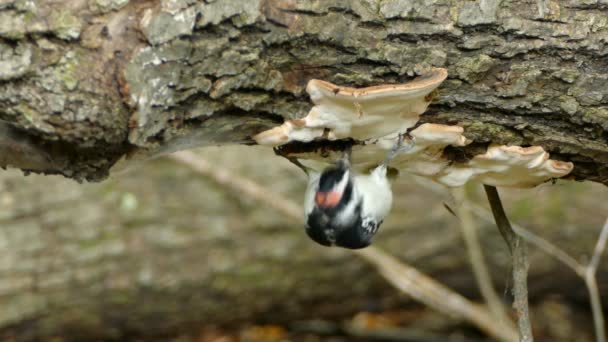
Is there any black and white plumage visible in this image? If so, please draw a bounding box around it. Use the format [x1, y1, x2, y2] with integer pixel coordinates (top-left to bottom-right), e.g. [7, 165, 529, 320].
[278, 136, 412, 249]
[303, 156, 392, 249]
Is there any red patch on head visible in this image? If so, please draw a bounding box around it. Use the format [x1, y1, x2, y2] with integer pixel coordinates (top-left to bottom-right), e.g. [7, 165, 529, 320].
[315, 191, 342, 208]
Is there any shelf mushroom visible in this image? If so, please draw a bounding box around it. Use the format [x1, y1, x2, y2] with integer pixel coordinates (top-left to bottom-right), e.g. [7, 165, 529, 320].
[255, 68, 574, 188]
[435, 145, 575, 188]
[254, 68, 449, 145]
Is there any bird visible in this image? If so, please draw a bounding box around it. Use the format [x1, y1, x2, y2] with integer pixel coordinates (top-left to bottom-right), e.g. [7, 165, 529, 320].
[277, 134, 414, 249]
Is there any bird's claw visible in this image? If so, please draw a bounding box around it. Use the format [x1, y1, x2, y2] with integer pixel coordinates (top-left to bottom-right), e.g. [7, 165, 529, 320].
[394, 132, 416, 154]
[338, 144, 352, 168]
[384, 132, 416, 166]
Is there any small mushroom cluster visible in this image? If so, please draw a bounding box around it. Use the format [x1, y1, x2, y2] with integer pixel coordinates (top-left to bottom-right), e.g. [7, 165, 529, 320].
[254, 68, 573, 188]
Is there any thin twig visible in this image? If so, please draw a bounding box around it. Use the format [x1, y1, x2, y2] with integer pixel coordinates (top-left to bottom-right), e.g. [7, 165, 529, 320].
[586, 273, 606, 342]
[413, 177, 606, 342]
[452, 188, 513, 329]
[466, 203, 584, 276]
[412, 177, 584, 275]
[484, 185, 534, 342]
[169, 151, 302, 220]
[355, 247, 518, 342]
[470, 200, 606, 342]
[589, 218, 608, 274]
[169, 150, 518, 342]
[585, 218, 608, 342]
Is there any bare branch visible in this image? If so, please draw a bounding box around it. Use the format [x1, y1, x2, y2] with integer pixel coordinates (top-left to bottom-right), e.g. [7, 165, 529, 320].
[414, 177, 606, 342]
[483, 185, 534, 342]
[586, 218, 608, 342]
[585, 272, 606, 342]
[470, 193, 606, 342]
[466, 203, 585, 276]
[169, 151, 302, 220]
[452, 188, 513, 329]
[589, 218, 608, 274]
[354, 247, 518, 342]
[412, 177, 584, 275]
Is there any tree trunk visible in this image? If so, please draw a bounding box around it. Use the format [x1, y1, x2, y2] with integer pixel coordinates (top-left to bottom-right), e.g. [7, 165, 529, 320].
[1, 0, 607, 339]
[0, 0, 607, 183]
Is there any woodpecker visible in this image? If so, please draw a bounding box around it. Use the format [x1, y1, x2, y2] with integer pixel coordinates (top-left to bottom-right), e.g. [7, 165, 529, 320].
[278, 135, 414, 249]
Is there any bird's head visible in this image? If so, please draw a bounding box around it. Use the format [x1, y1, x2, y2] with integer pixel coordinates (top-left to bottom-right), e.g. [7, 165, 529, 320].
[314, 159, 351, 211]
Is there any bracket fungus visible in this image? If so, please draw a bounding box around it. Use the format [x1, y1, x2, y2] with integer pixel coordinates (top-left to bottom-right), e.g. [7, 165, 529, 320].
[434, 144, 574, 188]
[254, 68, 449, 145]
[255, 68, 574, 188]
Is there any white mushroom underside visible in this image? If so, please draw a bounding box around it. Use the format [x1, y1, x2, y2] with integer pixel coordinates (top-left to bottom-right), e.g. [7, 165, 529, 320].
[254, 69, 574, 188]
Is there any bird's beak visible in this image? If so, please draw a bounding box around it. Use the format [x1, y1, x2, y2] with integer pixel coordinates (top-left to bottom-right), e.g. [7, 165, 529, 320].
[315, 191, 342, 208]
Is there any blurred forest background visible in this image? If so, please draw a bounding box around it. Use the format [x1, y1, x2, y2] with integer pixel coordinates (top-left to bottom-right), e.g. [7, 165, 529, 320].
[0, 145, 606, 341]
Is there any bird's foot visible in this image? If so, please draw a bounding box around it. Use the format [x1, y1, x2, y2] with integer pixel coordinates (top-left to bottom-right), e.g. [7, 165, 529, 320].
[384, 132, 415, 166]
[337, 144, 352, 168]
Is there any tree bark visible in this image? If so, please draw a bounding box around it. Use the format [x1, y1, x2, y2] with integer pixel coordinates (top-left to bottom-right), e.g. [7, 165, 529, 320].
[0, 0, 607, 183]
